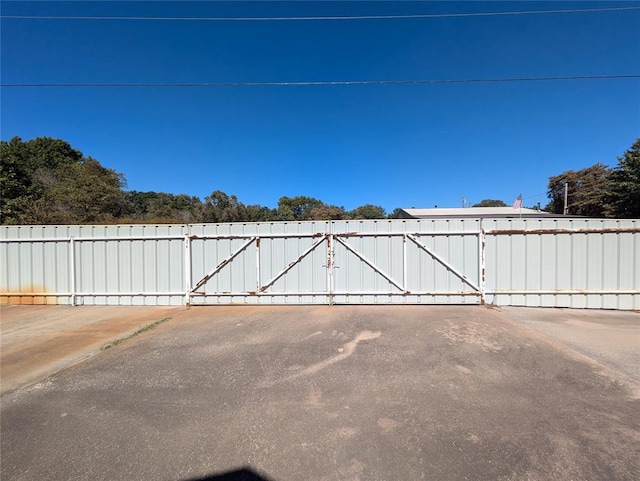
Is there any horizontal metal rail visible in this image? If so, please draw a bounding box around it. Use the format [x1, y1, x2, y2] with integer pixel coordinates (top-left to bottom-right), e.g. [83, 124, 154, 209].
[2, 226, 638, 243]
[485, 227, 640, 235]
[7, 289, 635, 298]
[0, 292, 186, 297]
[189, 291, 482, 297]
[0, 235, 186, 242]
[489, 289, 640, 295]
[0, 230, 483, 243]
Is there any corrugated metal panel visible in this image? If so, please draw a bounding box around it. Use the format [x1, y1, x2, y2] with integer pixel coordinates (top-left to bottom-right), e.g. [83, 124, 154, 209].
[482, 218, 640, 309]
[0, 224, 187, 306]
[1, 219, 638, 308]
[188, 221, 330, 305]
[329, 219, 481, 304]
[0, 235, 70, 304]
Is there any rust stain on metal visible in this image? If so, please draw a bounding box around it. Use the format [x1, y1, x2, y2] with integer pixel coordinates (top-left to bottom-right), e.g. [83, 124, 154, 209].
[481, 237, 486, 282]
[487, 227, 640, 235]
[215, 258, 231, 270]
[248, 291, 257, 296]
[256, 238, 261, 247]
[1, 285, 50, 305]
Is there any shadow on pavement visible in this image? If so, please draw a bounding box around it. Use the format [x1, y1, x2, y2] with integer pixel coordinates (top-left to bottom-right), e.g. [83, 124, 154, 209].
[182, 467, 274, 481]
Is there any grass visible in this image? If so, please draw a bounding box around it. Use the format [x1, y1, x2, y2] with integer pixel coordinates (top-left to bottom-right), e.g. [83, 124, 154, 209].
[100, 316, 173, 351]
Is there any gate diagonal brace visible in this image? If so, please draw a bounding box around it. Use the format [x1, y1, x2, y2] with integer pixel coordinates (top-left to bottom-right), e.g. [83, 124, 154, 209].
[259, 235, 328, 293]
[334, 235, 405, 292]
[191, 237, 257, 293]
[406, 234, 480, 292]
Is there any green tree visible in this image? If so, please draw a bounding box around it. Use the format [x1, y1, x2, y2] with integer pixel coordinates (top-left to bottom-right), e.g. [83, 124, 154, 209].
[546, 163, 613, 217]
[204, 190, 247, 223]
[276, 196, 325, 221]
[245, 204, 278, 222]
[125, 191, 205, 223]
[307, 204, 348, 220]
[472, 199, 507, 207]
[42, 158, 128, 224]
[387, 208, 404, 219]
[609, 138, 640, 218]
[348, 204, 386, 219]
[1, 137, 126, 224]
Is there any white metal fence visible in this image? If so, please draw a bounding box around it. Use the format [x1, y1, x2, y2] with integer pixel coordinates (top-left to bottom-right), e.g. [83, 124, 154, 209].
[1, 219, 638, 309]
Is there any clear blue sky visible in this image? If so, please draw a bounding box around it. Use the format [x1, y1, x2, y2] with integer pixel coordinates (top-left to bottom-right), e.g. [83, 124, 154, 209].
[2, 1, 639, 213]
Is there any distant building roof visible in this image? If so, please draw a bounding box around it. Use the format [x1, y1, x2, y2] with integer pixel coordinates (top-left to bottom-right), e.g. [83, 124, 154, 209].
[398, 207, 563, 219]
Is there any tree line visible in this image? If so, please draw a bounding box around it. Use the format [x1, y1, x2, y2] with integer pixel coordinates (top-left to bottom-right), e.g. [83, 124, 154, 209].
[1, 136, 638, 225]
[545, 137, 639, 218]
[0, 136, 393, 225]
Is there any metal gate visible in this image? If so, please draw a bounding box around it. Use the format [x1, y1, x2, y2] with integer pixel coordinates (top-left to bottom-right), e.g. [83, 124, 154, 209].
[187, 227, 483, 305]
[2, 219, 638, 309]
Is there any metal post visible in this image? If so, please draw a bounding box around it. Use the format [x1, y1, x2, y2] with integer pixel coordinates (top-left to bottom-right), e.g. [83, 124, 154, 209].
[256, 237, 261, 292]
[69, 237, 77, 306]
[184, 234, 191, 306]
[403, 233, 407, 292]
[327, 233, 334, 305]
[563, 182, 569, 215]
[479, 229, 486, 305]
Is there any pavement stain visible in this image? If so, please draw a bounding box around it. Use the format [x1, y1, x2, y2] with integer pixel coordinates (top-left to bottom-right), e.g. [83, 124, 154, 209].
[438, 320, 505, 352]
[277, 330, 382, 383]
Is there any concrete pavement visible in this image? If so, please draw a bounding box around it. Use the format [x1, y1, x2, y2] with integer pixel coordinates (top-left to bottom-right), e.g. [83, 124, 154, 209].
[1, 305, 638, 481]
[0, 305, 184, 394]
[502, 306, 639, 382]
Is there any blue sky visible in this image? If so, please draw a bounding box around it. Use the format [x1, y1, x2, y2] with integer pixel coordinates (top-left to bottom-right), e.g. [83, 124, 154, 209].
[2, 1, 639, 213]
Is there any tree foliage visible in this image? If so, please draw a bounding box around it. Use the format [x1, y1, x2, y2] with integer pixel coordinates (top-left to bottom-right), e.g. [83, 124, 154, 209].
[546, 163, 612, 217]
[276, 196, 326, 221]
[609, 138, 640, 218]
[348, 204, 386, 219]
[545, 138, 640, 218]
[1, 137, 126, 224]
[125, 191, 205, 223]
[204, 190, 247, 223]
[5, 135, 637, 225]
[472, 199, 507, 208]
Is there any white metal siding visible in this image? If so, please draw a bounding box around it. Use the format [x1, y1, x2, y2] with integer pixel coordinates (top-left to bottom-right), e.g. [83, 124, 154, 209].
[1, 219, 638, 309]
[482, 218, 640, 309]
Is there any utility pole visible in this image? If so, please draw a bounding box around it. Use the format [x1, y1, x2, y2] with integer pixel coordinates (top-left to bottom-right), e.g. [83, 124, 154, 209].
[563, 182, 569, 215]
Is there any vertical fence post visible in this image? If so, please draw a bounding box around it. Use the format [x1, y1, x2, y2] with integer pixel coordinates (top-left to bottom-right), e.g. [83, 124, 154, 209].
[69, 237, 77, 306]
[479, 229, 486, 305]
[403, 233, 408, 292]
[256, 236, 261, 292]
[184, 234, 191, 306]
[326, 233, 334, 305]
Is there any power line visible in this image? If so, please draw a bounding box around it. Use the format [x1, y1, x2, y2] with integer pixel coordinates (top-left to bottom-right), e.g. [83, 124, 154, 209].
[524, 192, 548, 201]
[1, 6, 639, 22]
[2, 75, 639, 88]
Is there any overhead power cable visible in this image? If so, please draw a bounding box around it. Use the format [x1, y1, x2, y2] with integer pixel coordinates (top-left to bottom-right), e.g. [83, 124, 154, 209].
[1, 6, 639, 21]
[2, 75, 639, 88]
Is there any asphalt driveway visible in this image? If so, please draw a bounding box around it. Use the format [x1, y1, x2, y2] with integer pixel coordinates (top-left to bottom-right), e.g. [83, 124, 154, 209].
[1, 305, 639, 481]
